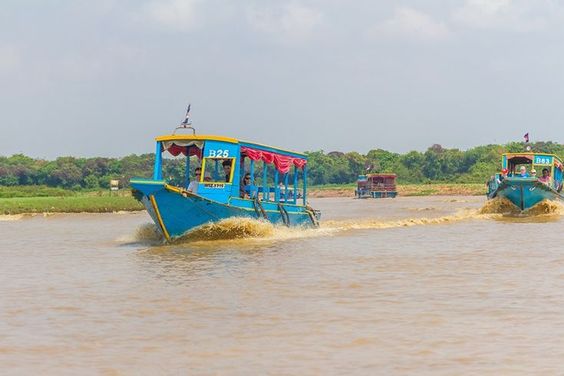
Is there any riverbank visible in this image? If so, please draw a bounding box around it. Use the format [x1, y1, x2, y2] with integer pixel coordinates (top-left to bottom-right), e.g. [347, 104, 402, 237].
[0, 196, 143, 215]
[308, 183, 485, 198]
[0, 184, 485, 215]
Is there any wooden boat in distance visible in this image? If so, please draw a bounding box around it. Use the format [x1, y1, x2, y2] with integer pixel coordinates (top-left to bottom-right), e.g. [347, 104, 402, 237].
[355, 173, 397, 199]
[130, 121, 320, 242]
[486, 152, 564, 211]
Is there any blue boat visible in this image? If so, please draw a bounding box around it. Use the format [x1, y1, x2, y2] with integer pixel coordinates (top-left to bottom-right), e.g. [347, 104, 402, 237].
[487, 152, 564, 211]
[130, 118, 320, 242]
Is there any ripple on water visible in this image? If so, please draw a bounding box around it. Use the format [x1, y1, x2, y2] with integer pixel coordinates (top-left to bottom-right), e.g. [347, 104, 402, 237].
[479, 197, 563, 221]
[126, 197, 562, 247]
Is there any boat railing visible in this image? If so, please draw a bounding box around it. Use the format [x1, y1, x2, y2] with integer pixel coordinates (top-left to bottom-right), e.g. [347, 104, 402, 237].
[244, 186, 302, 203]
[366, 183, 397, 191]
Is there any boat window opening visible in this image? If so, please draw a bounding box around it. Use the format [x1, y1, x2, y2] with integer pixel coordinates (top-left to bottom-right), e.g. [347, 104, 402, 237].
[511, 163, 532, 177]
[184, 155, 201, 186]
[239, 156, 257, 199]
[202, 157, 235, 183]
[253, 160, 278, 202]
[161, 152, 188, 187]
[213, 159, 219, 180]
[279, 171, 298, 203]
[262, 160, 271, 201]
[274, 170, 280, 202]
[507, 156, 534, 176]
[236, 154, 307, 203]
[154, 142, 203, 188]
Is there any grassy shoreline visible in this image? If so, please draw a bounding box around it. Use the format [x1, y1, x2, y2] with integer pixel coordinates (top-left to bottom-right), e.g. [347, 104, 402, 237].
[308, 183, 485, 198]
[0, 196, 144, 215]
[0, 183, 486, 215]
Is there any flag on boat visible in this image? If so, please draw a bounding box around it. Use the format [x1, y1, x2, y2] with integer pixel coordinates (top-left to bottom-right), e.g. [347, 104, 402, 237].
[181, 104, 191, 126]
[523, 132, 529, 143]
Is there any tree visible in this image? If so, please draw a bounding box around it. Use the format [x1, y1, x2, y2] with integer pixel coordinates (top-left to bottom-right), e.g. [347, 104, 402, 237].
[0, 140, 563, 189]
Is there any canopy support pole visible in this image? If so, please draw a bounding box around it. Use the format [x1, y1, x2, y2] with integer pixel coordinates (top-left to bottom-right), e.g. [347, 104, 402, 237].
[153, 142, 163, 180]
[250, 159, 255, 198]
[302, 165, 307, 206]
[293, 166, 298, 205]
[263, 162, 268, 201]
[274, 171, 280, 202]
[284, 172, 289, 202]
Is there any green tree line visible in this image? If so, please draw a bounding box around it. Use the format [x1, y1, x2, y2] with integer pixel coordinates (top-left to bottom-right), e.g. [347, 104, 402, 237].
[1, 141, 562, 189]
[307, 141, 563, 185]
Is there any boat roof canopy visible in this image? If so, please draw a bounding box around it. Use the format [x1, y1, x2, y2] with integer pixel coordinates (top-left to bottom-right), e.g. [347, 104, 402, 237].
[155, 134, 307, 159]
[505, 154, 533, 164]
[504, 152, 561, 160]
[504, 152, 563, 170]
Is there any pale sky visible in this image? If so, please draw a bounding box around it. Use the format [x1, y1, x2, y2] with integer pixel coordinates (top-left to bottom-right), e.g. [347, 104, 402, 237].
[1, 0, 563, 159]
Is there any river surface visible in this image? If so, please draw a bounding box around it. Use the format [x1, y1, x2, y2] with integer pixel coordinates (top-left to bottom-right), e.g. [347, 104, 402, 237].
[1, 196, 564, 375]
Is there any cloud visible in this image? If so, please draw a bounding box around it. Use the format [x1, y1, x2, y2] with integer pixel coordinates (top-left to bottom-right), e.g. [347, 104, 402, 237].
[142, 0, 202, 31]
[55, 45, 146, 81]
[370, 7, 451, 42]
[246, 3, 323, 43]
[0, 45, 21, 78]
[452, 0, 548, 32]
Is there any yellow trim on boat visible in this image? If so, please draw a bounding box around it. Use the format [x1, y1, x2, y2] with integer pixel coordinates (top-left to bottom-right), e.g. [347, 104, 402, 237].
[149, 195, 171, 242]
[155, 134, 305, 158]
[200, 157, 236, 183]
[503, 152, 561, 159]
[156, 134, 239, 144]
[164, 184, 185, 194]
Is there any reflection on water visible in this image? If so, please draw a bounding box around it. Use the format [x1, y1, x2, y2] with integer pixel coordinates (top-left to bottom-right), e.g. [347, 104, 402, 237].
[1, 196, 563, 374]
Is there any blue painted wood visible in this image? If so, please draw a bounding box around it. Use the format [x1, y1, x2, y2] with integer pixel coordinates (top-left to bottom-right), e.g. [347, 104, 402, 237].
[262, 163, 268, 201]
[132, 135, 319, 242]
[153, 142, 163, 180]
[491, 178, 563, 210]
[198, 140, 240, 203]
[302, 165, 307, 206]
[489, 152, 564, 211]
[274, 170, 279, 202]
[284, 172, 289, 201]
[293, 166, 298, 205]
[132, 179, 316, 239]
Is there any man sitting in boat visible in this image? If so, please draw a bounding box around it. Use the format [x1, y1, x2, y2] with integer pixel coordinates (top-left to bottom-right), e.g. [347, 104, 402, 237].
[187, 167, 201, 193]
[518, 166, 529, 178]
[240, 173, 251, 199]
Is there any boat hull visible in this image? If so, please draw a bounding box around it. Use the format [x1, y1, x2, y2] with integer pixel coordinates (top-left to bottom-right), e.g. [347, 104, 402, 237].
[488, 178, 563, 211]
[131, 179, 319, 241]
[356, 190, 397, 199]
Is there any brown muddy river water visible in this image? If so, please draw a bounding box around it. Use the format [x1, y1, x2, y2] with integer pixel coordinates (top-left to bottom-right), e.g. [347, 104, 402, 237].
[1, 196, 564, 375]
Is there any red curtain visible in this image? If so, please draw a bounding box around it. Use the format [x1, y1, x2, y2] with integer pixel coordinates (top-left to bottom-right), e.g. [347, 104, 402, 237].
[241, 147, 306, 173]
[163, 144, 202, 158]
